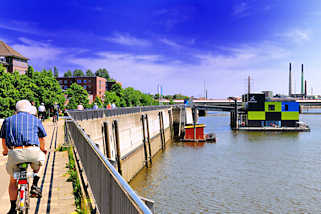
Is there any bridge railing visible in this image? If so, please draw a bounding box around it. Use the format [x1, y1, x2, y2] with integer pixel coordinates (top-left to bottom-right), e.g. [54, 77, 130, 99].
[65, 118, 152, 214]
[68, 105, 175, 121]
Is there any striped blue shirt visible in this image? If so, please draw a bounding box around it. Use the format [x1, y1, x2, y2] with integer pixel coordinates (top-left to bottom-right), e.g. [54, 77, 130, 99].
[0, 112, 47, 147]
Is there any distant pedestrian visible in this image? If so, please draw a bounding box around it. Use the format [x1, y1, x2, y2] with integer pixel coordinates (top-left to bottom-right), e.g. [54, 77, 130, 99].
[38, 103, 46, 121]
[53, 103, 59, 122]
[93, 104, 98, 110]
[77, 104, 84, 110]
[107, 103, 112, 109]
[29, 106, 37, 116]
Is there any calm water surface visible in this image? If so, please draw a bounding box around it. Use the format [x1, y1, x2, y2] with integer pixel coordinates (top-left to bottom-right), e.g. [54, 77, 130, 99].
[130, 112, 321, 213]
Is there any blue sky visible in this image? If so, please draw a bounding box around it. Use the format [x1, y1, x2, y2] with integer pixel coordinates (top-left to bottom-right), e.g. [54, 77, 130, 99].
[1, 0, 321, 98]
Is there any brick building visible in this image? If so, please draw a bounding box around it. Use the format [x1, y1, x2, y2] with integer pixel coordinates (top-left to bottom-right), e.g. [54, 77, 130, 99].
[0, 40, 28, 74]
[57, 76, 106, 103]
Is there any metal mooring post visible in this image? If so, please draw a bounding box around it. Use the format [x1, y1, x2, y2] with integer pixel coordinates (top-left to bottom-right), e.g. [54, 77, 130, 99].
[103, 122, 111, 159]
[145, 114, 152, 165]
[141, 115, 149, 168]
[113, 120, 122, 175]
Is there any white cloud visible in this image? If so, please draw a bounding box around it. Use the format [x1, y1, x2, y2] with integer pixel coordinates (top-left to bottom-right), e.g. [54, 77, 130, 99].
[12, 38, 63, 63]
[277, 29, 310, 43]
[232, 2, 250, 17]
[68, 41, 290, 97]
[105, 33, 150, 47]
[160, 38, 182, 49]
[0, 20, 39, 34]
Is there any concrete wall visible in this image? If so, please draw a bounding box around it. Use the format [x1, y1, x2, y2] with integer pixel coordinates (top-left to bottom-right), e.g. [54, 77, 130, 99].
[77, 108, 173, 182]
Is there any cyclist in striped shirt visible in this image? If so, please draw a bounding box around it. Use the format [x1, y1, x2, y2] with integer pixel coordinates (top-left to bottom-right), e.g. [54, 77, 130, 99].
[1, 100, 47, 214]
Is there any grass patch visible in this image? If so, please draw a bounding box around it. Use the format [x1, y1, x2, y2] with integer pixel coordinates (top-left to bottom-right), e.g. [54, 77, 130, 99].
[66, 146, 90, 214]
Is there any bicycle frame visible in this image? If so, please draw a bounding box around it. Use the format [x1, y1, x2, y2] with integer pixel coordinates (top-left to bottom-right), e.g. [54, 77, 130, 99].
[14, 163, 35, 213]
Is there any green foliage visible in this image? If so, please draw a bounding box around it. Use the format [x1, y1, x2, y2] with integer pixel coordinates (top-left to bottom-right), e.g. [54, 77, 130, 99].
[32, 69, 65, 108]
[73, 69, 84, 77]
[66, 83, 89, 109]
[95, 68, 110, 80]
[93, 96, 103, 108]
[140, 93, 158, 106]
[104, 91, 122, 107]
[66, 147, 82, 211]
[64, 70, 72, 77]
[104, 83, 158, 107]
[0, 65, 65, 118]
[169, 98, 174, 105]
[110, 83, 123, 97]
[173, 94, 189, 100]
[85, 69, 94, 77]
[26, 65, 34, 78]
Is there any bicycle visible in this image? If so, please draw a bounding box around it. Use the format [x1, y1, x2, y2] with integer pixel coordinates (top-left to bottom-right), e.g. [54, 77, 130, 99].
[13, 162, 36, 214]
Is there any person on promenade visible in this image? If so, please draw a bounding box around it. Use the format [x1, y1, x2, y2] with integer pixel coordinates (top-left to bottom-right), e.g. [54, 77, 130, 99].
[30, 105, 37, 116]
[93, 103, 98, 110]
[53, 103, 59, 123]
[38, 102, 46, 121]
[1, 100, 47, 214]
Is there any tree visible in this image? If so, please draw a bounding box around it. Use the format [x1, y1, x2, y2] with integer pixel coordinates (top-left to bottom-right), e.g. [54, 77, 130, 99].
[93, 96, 103, 108]
[95, 68, 110, 80]
[0, 65, 66, 118]
[26, 65, 34, 78]
[173, 94, 189, 100]
[86, 69, 94, 77]
[32, 69, 65, 109]
[73, 69, 84, 77]
[110, 83, 123, 97]
[64, 70, 72, 77]
[66, 83, 89, 109]
[54, 66, 59, 78]
[140, 93, 157, 106]
[104, 91, 121, 107]
[123, 87, 141, 106]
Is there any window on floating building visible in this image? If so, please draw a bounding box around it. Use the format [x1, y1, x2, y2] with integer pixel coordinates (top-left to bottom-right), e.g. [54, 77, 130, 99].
[284, 104, 288, 111]
[268, 105, 275, 111]
[64, 85, 68, 90]
[84, 85, 87, 89]
[77, 79, 82, 84]
[64, 80, 68, 84]
[84, 79, 87, 83]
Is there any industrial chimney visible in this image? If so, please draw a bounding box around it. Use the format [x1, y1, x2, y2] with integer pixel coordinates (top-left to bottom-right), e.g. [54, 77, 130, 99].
[305, 80, 307, 97]
[301, 64, 304, 94]
[248, 75, 251, 95]
[289, 62, 292, 96]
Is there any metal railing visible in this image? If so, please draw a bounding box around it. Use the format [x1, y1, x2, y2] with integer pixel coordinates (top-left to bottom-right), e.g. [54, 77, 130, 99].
[66, 118, 152, 214]
[68, 105, 173, 121]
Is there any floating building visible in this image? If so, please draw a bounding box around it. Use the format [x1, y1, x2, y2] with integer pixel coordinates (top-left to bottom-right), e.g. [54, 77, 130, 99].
[240, 93, 304, 129]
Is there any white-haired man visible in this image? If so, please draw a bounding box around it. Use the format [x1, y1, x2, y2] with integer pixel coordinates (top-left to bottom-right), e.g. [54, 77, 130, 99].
[1, 100, 47, 214]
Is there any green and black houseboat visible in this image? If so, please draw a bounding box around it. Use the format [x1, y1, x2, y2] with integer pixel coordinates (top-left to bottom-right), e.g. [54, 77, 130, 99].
[238, 93, 310, 131]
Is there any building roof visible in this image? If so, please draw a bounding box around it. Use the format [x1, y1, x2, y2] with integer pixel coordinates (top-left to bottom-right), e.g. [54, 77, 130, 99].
[0, 40, 28, 60]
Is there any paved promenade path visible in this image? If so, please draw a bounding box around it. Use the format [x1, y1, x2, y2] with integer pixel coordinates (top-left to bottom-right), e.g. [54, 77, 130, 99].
[0, 119, 76, 214]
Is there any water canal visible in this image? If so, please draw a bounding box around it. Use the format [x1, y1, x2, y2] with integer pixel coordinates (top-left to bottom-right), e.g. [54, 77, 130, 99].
[130, 112, 321, 213]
